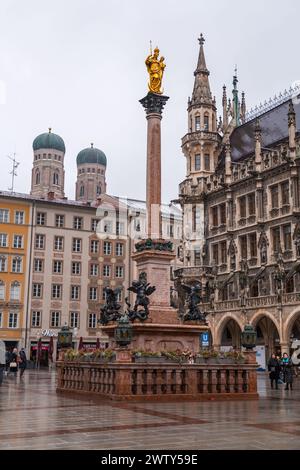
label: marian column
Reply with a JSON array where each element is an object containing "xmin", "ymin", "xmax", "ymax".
[{"xmin": 132, "ymin": 46, "xmax": 175, "ymax": 313}]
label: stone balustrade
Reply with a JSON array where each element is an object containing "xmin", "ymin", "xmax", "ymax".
[{"xmin": 56, "ymin": 355, "xmax": 258, "ymax": 401}]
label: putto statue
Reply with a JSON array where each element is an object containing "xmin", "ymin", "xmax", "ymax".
[
  {"xmin": 145, "ymin": 45, "xmax": 166, "ymax": 94},
  {"xmin": 125, "ymin": 272, "xmax": 156, "ymax": 322},
  {"xmin": 99, "ymin": 287, "xmax": 122, "ymax": 325},
  {"xmin": 180, "ymin": 283, "xmax": 208, "ymax": 324}
]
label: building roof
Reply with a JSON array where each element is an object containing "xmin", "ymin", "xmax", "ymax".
[
  {"xmin": 0, "ymin": 191, "xmax": 182, "ymax": 220},
  {"xmin": 229, "ymin": 97, "xmax": 300, "ymax": 162},
  {"xmin": 76, "ymin": 144, "xmax": 107, "ymax": 166},
  {"xmin": 33, "ymin": 129, "xmax": 65, "ymax": 153}
]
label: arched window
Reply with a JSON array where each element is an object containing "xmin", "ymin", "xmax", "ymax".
[
  {"xmin": 80, "ymin": 185, "xmax": 84, "ymax": 197},
  {"xmin": 35, "ymin": 170, "xmax": 40, "ymax": 185},
  {"xmin": 96, "ymin": 185, "xmax": 101, "ymax": 196},
  {"xmin": 10, "ymin": 281, "xmax": 20, "ymax": 301},
  {"xmin": 195, "ymin": 115, "xmax": 200, "ymax": 131},
  {"xmin": 53, "ymin": 172, "xmax": 59, "ymax": 185}
]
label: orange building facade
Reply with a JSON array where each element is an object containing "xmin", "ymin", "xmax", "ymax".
[{"xmin": 0, "ymin": 197, "xmax": 31, "ymax": 350}]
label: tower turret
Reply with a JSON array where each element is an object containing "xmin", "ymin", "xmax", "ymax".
[
  {"xmin": 30, "ymin": 128, "xmax": 65, "ymax": 199},
  {"xmin": 182, "ymin": 35, "xmax": 221, "ymax": 179},
  {"xmin": 75, "ymin": 143, "xmax": 107, "ymax": 203}
]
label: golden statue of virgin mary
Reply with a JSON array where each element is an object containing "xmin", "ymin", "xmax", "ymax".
[{"xmin": 145, "ymin": 46, "xmax": 166, "ymax": 94}]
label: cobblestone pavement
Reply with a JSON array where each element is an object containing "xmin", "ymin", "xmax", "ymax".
[{"xmin": 0, "ymin": 369, "xmax": 299, "ymax": 450}]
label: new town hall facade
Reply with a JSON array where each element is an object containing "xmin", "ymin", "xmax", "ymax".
[{"xmin": 174, "ymin": 35, "xmax": 300, "ymax": 359}]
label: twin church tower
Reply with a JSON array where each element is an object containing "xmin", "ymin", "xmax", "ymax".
[{"xmin": 30, "ymin": 128, "xmax": 107, "ymax": 203}]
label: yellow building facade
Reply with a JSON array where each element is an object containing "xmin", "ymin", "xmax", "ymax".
[{"xmin": 0, "ymin": 196, "xmax": 31, "ymax": 350}]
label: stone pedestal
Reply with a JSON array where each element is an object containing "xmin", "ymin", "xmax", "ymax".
[
  {"xmin": 102, "ymin": 322, "xmax": 207, "ymax": 354},
  {"xmin": 115, "ymin": 348, "xmax": 132, "ymax": 363},
  {"xmin": 132, "ymin": 244, "xmax": 174, "ymax": 308}
]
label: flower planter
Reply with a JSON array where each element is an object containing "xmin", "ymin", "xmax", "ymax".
[
  {"xmin": 195, "ymin": 357, "xmax": 206, "ymax": 364},
  {"xmin": 206, "ymin": 358, "xmax": 219, "ymax": 364}
]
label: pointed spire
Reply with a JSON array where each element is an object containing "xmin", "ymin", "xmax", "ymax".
[
  {"xmin": 241, "ymin": 92, "xmax": 246, "ymax": 124},
  {"xmin": 288, "ymin": 100, "xmax": 296, "ymax": 153},
  {"xmin": 255, "ymin": 118, "xmax": 262, "ymax": 171},
  {"xmin": 288, "ymin": 100, "xmax": 296, "ymax": 127},
  {"xmin": 191, "ymin": 34, "xmax": 212, "ymax": 106},
  {"xmin": 222, "ymin": 85, "xmax": 228, "ymax": 130},
  {"xmin": 232, "ymin": 66, "xmax": 240, "ymax": 126},
  {"xmin": 194, "ymin": 34, "xmax": 209, "ymax": 75}
]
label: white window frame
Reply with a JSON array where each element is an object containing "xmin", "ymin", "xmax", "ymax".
[
  {"xmin": 51, "ymin": 311, "xmax": 60, "ymax": 328},
  {"xmin": 0, "ymin": 209, "xmax": 9, "ymax": 223},
  {"xmin": 88, "ymin": 313, "xmax": 97, "ymax": 329},
  {"xmin": 90, "ymin": 264, "xmax": 99, "ymax": 276},
  {"xmin": 55, "ymin": 214, "xmax": 65, "ymax": 228},
  {"xmin": 52, "ymin": 284, "xmax": 62, "ymax": 299},
  {"xmin": 13, "ymin": 235, "xmax": 23, "ymax": 249},
  {"xmin": 8, "ymin": 312, "xmax": 18, "ymax": 328},
  {"xmin": 0, "ymin": 256, "xmax": 7, "ymax": 272},
  {"xmin": 72, "ymin": 262, "xmax": 81, "ymax": 275},
  {"xmin": 10, "ymin": 283, "xmax": 20, "ymax": 301},
  {"xmin": 31, "ymin": 311, "xmax": 41, "ymax": 327},
  {"xmin": 0, "ymin": 234, "xmax": 7, "ymax": 247},
  {"xmin": 103, "ymin": 241, "xmax": 112, "ymax": 256},
  {"xmin": 70, "ymin": 311, "xmax": 79, "ymax": 328},
  {"xmin": 72, "ymin": 238, "xmax": 82, "ymax": 253},
  {"xmin": 12, "ymin": 257, "xmax": 22, "ymax": 273},
  {"xmin": 53, "ymin": 260, "xmax": 63, "ymax": 274},
  {"xmin": 71, "ymin": 285, "xmax": 80, "ymax": 300},
  {"xmin": 34, "ymin": 258, "xmax": 43, "ymax": 272},
  {"xmin": 115, "ymin": 266, "xmax": 124, "ymax": 278},
  {"xmin": 35, "ymin": 234, "xmax": 45, "ymax": 250},
  {"xmin": 36, "ymin": 212, "xmax": 46, "ymax": 226},
  {"xmin": 73, "ymin": 217, "xmax": 83, "ymax": 230},
  {"xmin": 89, "ymin": 287, "xmax": 98, "ymax": 301},
  {"xmin": 90, "ymin": 240, "xmax": 99, "ymax": 254},
  {"xmin": 54, "ymin": 236, "xmax": 64, "ymax": 251},
  {"xmin": 33, "ymin": 283, "xmax": 42, "ymax": 298},
  {"xmin": 103, "ymin": 265, "xmax": 111, "ymax": 277},
  {"xmin": 116, "ymin": 243, "xmax": 124, "ymax": 256},
  {"xmin": 15, "ymin": 211, "xmax": 25, "ymax": 224}
]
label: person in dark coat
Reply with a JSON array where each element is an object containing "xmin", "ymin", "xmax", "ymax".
[
  {"xmin": 5, "ymin": 350, "xmax": 12, "ymax": 373},
  {"xmin": 281, "ymin": 352, "xmax": 293, "ymax": 390},
  {"xmin": 9, "ymin": 348, "xmax": 18, "ymax": 376},
  {"xmin": 267, "ymin": 353, "xmax": 281, "ymax": 389},
  {"xmin": 19, "ymin": 348, "xmax": 27, "ymax": 378}
]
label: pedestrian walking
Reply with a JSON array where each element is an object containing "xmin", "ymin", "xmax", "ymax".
[
  {"xmin": 0, "ymin": 340, "xmax": 5, "ymax": 385},
  {"xmin": 267, "ymin": 353, "xmax": 281, "ymax": 389},
  {"xmin": 9, "ymin": 348, "xmax": 18, "ymax": 377},
  {"xmin": 19, "ymin": 348, "xmax": 27, "ymax": 378},
  {"xmin": 281, "ymin": 352, "xmax": 293, "ymax": 390}
]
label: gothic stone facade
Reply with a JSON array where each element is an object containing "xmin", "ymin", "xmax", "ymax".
[{"xmin": 175, "ymin": 36, "xmax": 300, "ymax": 357}]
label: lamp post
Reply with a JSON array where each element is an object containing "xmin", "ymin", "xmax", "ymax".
[
  {"xmin": 57, "ymin": 324, "xmax": 73, "ymax": 360},
  {"xmin": 241, "ymin": 324, "xmax": 257, "ymax": 364},
  {"xmin": 114, "ymin": 313, "xmax": 133, "ymax": 363}
]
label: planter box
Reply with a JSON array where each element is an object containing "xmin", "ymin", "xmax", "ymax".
[{"xmin": 134, "ymin": 356, "xmax": 182, "ymax": 363}]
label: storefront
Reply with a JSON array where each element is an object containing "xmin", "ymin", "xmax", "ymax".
[{"xmin": 30, "ymin": 341, "xmax": 51, "ymax": 366}]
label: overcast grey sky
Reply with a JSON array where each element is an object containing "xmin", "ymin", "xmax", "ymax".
[{"xmin": 0, "ymin": 0, "xmax": 299, "ymax": 203}]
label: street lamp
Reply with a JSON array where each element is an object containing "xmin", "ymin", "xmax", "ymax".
[
  {"xmin": 57, "ymin": 324, "xmax": 73, "ymax": 351},
  {"xmin": 114, "ymin": 313, "xmax": 133, "ymax": 347},
  {"xmin": 241, "ymin": 324, "xmax": 257, "ymax": 350}
]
